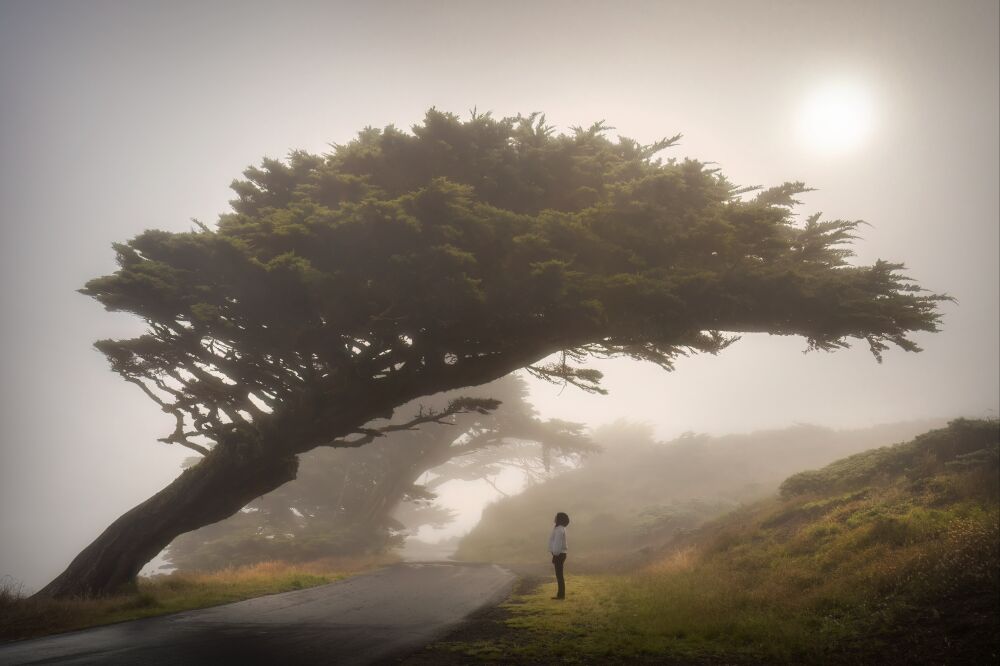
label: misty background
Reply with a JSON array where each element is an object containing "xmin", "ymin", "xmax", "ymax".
[{"xmin": 1, "ymin": 0, "xmax": 997, "ymax": 591}]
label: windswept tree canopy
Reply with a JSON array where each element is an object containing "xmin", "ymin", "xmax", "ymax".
[
  {"xmin": 43, "ymin": 109, "xmax": 948, "ymax": 599},
  {"xmin": 82, "ymin": 109, "xmax": 945, "ymax": 458}
]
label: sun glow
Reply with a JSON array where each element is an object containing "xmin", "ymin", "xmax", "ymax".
[{"xmin": 796, "ymin": 81, "xmax": 876, "ymax": 155}]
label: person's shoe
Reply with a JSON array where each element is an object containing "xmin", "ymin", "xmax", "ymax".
[{"xmin": 551, "ymin": 596, "xmax": 565, "ymax": 600}]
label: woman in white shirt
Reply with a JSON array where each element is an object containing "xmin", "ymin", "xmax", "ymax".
[{"xmin": 548, "ymin": 512, "xmax": 570, "ymax": 599}]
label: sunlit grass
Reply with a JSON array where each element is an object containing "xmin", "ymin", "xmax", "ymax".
[
  {"xmin": 0, "ymin": 554, "xmax": 396, "ymax": 642},
  {"xmin": 440, "ymin": 421, "xmax": 1000, "ymax": 662},
  {"xmin": 484, "ymin": 574, "xmax": 838, "ymax": 663},
  {"xmin": 466, "ymin": 499, "xmax": 998, "ymax": 663}
]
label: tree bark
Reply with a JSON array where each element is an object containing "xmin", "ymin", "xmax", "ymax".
[{"xmin": 35, "ymin": 444, "xmax": 299, "ymax": 598}]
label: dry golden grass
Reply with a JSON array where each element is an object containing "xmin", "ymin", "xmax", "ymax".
[
  {"xmin": 642, "ymin": 546, "xmax": 697, "ymax": 576},
  {"xmin": 0, "ymin": 554, "xmax": 397, "ymax": 643}
]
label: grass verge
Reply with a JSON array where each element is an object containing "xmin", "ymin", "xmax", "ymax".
[
  {"xmin": 424, "ymin": 552, "xmax": 997, "ymax": 665},
  {"xmin": 422, "ymin": 574, "xmax": 760, "ymax": 665},
  {"xmin": 0, "ymin": 554, "xmax": 395, "ymax": 643}
]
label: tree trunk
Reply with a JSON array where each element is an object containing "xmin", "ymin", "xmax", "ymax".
[
  {"xmin": 36, "ymin": 341, "xmax": 567, "ymax": 598},
  {"xmin": 35, "ymin": 444, "xmax": 299, "ymax": 598}
]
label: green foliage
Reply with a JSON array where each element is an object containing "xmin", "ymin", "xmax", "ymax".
[{"xmin": 81, "ymin": 109, "xmax": 946, "ymax": 460}]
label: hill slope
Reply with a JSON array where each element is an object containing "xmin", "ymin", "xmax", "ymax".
[
  {"xmin": 456, "ymin": 419, "xmax": 946, "ymax": 568},
  {"xmin": 442, "ymin": 419, "xmax": 998, "ymax": 664}
]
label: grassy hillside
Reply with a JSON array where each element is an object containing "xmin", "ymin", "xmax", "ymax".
[
  {"xmin": 455, "ymin": 419, "xmax": 945, "ymax": 569},
  {"xmin": 438, "ymin": 419, "xmax": 998, "ymax": 664}
]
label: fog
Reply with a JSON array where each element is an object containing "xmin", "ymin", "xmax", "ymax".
[{"xmin": 1, "ymin": 0, "xmax": 997, "ymax": 592}]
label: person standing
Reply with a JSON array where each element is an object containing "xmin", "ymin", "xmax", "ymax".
[{"xmin": 549, "ymin": 512, "xmax": 570, "ymax": 599}]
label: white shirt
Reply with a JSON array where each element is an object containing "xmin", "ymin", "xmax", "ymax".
[{"xmin": 548, "ymin": 524, "xmax": 567, "ymax": 556}]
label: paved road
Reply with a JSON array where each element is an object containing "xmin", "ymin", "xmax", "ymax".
[{"xmin": 0, "ymin": 562, "xmax": 515, "ymax": 665}]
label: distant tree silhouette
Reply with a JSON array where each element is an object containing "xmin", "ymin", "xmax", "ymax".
[
  {"xmin": 38, "ymin": 109, "xmax": 946, "ymax": 597},
  {"xmin": 166, "ymin": 375, "xmax": 592, "ymax": 570}
]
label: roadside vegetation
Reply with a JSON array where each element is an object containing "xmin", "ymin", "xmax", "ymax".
[
  {"xmin": 442, "ymin": 419, "xmax": 999, "ymax": 663},
  {"xmin": 0, "ymin": 554, "xmax": 395, "ymax": 643}
]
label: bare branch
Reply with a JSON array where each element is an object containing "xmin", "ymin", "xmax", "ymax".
[
  {"xmin": 320, "ymin": 397, "xmax": 501, "ymax": 449},
  {"xmin": 481, "ymin": 475, "xmax": 510, "ymax": 498},
  {"xmin": 123, "ymin": 377, "xmax": 170, "ymax": 409},
  {"xmin": 156, "ymin": 411, "xmax": 211, "ymax": 456}
]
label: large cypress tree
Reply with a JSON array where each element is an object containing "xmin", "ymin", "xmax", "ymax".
[{"xmin": 39, "ymin": 110, "xmax": 945, "ymax": 597}]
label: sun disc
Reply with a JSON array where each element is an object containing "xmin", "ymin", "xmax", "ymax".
[{"xmin": 796, "ymin": 82, "xmax": 875, "ymax": 155}]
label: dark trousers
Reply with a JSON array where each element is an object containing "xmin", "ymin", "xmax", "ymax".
[{"xmin": 552, "ymin": 553, "xmax": 566, "ymax": 598}]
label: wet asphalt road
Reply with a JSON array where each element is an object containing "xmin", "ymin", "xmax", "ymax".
[{"xmin": 0, "ymin": 562, "xmax": 515, "ymax": 665}]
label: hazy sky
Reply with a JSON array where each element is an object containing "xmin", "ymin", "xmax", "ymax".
[{"xmin": 1, "ymin": 0, "xmax": 997, "ymax": 590}]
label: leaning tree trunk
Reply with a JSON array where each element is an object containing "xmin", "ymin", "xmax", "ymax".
[
  {"xmin": 34, "ymin": 343, "xmax": 562, "ymax": 598},
  {"xmin": 35, "ymin": 443, "xmax": 299, "ymax": 598}
]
